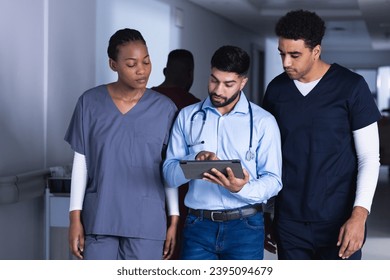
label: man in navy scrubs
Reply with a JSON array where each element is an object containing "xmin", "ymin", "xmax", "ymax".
[{"xmin": 263, "ymin": 10, "xmax": 381, "ymax": 260}]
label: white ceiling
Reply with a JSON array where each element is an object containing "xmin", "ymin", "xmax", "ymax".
[{"xmin": 185, "ymin": 0, "xmax": 390, "ymax": 51}]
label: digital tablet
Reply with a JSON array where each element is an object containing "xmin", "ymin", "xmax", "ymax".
[{"xmin": 179, "ymin": 159, "xmax": 244, "ymax": 179}]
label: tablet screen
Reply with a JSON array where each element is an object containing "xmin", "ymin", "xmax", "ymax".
[{"xmin": 179, "ymin": 159, "xmax": 244, "ymax": 179}]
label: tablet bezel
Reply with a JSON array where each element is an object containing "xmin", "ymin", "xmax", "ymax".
[{"xmin": 179, "ymin": 159, "xmax": 244, "ymax": 179}]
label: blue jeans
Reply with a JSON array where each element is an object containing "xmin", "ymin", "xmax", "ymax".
[{"xmin": 181, "ymin": 212, "xmax": 264, "ymax": 260}]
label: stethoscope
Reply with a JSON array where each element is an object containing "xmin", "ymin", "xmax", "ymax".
[{"xmin": 188, "ymin": 98, "xmax": 255, "ymax": 161}]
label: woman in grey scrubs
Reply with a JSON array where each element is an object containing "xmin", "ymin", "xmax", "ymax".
[{"xmin": 65, "ymin": 28, "xmax": 179, "ymax": 260}]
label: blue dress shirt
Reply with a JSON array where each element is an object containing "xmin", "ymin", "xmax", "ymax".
[{"xmin": 163, "ymin": 92, "xmax": 282, "ymax": 210}]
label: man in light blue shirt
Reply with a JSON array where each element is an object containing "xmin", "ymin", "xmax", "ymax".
[{"xmin": 163, "ymin": 45, "xmax": 282, "ymax": 260}]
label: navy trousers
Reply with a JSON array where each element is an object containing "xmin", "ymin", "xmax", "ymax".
[{"xmin": 275, "ymin": 219, "xmax": 365, "ymax": 260}]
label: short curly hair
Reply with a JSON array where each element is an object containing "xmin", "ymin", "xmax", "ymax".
[{"xmin": 275, "ymin": 9, "xmax": 326, "ymax": 49}]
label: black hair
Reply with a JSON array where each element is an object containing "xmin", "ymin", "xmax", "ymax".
[
  {"xmin": 107, "ymin": 28, "xmax": 146, "ymax": 61},
  {"xmin": 275, "ymin": 9, "xmax": 326, "ymax": 49},
  {"xmin": 211, "ymin": 45, "xmax": 250, "ymax": 76},
  {"xmin": 166, "ymin": 49, "xmax": 194, "ymax": 70}
]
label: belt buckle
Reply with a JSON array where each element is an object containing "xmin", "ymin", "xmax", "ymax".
[{"xmin": 210, "ymin": 211, "xmax": 223, "ymax": 222}]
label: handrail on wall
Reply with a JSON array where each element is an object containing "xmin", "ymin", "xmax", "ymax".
[{"xmin": 0, "ymin": 169, "xmax": 51, "ymax": 205}]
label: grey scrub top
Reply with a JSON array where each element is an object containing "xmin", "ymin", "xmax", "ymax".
[{"xmin": 65, "ymin": 85, "xmax": 177, "ymax": 240}]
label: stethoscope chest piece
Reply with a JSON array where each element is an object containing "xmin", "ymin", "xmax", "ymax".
[{"xmin": 245, "ymin": 149, "xmax": 255, "ymax": 161}]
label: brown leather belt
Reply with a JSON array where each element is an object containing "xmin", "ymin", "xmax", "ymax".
[{"xmin": 188, "ymin": 204, "xmax": 262, "ymax": 222}]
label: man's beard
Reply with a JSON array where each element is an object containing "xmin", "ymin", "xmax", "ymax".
[{"xmin": 210, "ymin": 90, "xmax": 240, "ymax": 108}]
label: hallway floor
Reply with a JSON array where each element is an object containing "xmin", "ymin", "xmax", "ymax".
[{"xmin": 363, "ymin": 166, "xmax": 390, "ymax": 259}]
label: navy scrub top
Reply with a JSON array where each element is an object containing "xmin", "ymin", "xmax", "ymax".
[
  {"xmin": 65, "ymin": 85, "xmax": 177, "ymax": 240},
  {"xmin": 263, "ymin": 64, "xmax": 382, "ymax": 222}
]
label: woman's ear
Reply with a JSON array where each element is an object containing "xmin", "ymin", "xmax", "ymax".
[{"xmin": 109, "ymin": 58, "xmax": 117, "ymax": 72}]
